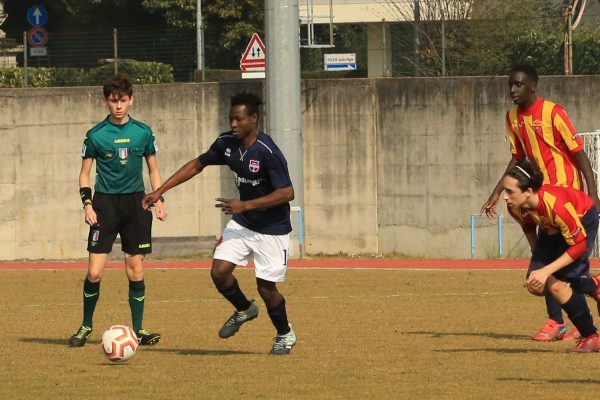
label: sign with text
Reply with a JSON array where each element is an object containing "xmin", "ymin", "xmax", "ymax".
[
  {"xmin": 324, "ymin": 53, "xmax": 357, "ymax": 71},
  {"xmin": 30, "ymin": 47, "xmax": 48, "ymax": 57}
]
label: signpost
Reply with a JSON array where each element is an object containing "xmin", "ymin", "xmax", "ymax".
[
  {"xmin": 324, "ymin": 53, "xmax": 357, "ymax": 71},
  {"xmin": 27, "ymin": 26, "xmax": 48, "ymax": 47},
  {"xmin": 26, "ymin": 5, "xmax": 48, "ymax": 27},
  {"xmin": 26, "ymin": 5, "xmax": 48, "ymax": 58},
  {"xmin": 240, "ymin": 33, "xmax": 266, "ymax": 79}
]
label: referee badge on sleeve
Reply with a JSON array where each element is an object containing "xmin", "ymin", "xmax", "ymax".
[{"xmin": 81, "ymin": 144, "xmax": 87, "ymax": 157}]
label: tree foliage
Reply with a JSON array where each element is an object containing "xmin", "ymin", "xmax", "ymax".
[{"xmin": 388, "ymin": 0, "xmax": 567, "ymax": 76}]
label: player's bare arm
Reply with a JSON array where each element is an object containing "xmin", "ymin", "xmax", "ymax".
[
  {"xmin": 216, "ymin": 186, "xmax": 294, "ymax": 215},
  {"xmin": 573, "ymin": 150, "xmax": 600, "ymax": 210},
  {"xmin": 142, "ymin": 158, "xmax": 205, "ymax": 210},
  {"xmin": 79, "ymin": 157, "xmax": 98, "ymax": 226},
  {"xmin": 145, "ymin": 154, "xmax": 167, "ymax": 221},
  {"xmin": 481, "ymin": 158, "xmax": 519, "ymax": 219}
]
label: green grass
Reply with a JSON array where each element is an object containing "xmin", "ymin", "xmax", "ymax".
[{"xmin": 0, "ymin": 267, "xmax": 597, "ymax": 399}]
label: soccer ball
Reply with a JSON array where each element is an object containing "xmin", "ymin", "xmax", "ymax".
[{"xmin": 101, "ymin": 325, "xmax": 139, "ymax": 363}]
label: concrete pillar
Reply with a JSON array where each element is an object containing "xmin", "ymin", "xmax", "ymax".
[
  {"xmin": 264, "ymin": 0, "xmax": 305, "ymax": 255},
  {"xmin": 367, "ymin": 22, "xmax": 392, "ymax": 78}
]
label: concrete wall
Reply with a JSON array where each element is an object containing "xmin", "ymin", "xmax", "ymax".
[{"xmin": 2, "ymin": 76, "xmax": 600, "ymax": 261}]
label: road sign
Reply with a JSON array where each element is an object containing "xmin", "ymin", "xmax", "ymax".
[
  {"xmin": 324, "ymin": 53, "xmax": 357, "ymax": 71},
  {"xmin": 26, "ymin": 5, "xmax": 48, "ymax": 27},
  {"xmin": 240, "ymin": 33, "xmax": 266, "ymax": 72},
  {"xmin": 27, "ymin": 26, "xmax": 48, "ymax": 48},
  {"xmin": 30, "ymin": 47, "xmax": 47, "ymax": 57}
]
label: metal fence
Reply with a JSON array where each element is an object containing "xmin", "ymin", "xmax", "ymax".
[{"xmin": 0, "ymin": 14, "xmax": 595, "ymax": 87}]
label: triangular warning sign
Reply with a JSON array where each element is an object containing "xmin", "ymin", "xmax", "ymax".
[{"xmin": 240, "ymin": 33, "xmax": 266, "ymax": 71}]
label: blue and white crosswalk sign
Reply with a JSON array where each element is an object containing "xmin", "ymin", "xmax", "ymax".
[
  {"xmin": 324, "ymin": 53, "xmax": 357, "ymax": 71},
  {"xmin": 26, "ymin": 6, "xmax": 48, "ymax": 27}
]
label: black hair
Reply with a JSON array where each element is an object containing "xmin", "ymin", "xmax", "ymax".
[
  {"xmin": 103, "ymin": 74, "xmax": 133, "ymax": 99},
  {"xmin": 510, "ymin": 64, "xmax": 538, "ymax": 84},
  {"xmin": 506, "ymin": 159, "xmax": 544, "ymax": 192},
  {"xmin": 230, "ymin": 92, "xmax": 263, "ymax": 117}
]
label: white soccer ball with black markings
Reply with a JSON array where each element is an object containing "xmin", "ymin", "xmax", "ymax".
[{"xmin": 101, "ymin": 325, "xmax": 139, "ymax": 363}]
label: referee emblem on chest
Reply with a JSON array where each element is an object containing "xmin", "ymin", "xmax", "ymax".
[
  {"xmin": 119, "ymin": 148, "xmax": 129, "ymax": 159},
  {"xmin": 249, "ymin": 159, "xmax": 260, "ymax": 173},
  {"xmin": 118, "ymin": 148, "xmax": 129, "ymax": 165}
]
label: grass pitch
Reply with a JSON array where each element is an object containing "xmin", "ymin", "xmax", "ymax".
[{"xmin": 1, "ymin": 266, "xmax": 599, "ymax": 399}]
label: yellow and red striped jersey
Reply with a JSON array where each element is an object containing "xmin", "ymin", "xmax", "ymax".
[
  {"xmin": 506, "ymin": 98, "xmax": 583, "ymax": 189},
  {"xmin": 508, "ymin": 185, "xmax": 594, "ymax": 259}
]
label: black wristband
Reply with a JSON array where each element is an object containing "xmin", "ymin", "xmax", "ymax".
[{"xmin": 79, "ymin": 187, "xmax": 92, "ymax": 203}]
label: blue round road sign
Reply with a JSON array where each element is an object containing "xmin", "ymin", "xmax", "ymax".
[
  {"xmin": 28, "ymin": 26, "xmax": 48, "ymax": 48},
  {"xmin": 26, "ymin": 5, "xmax": 48, "ymax": 26}
]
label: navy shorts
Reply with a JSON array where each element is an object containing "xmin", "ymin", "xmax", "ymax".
[
  {"xmin": 87, "ymin": 192, "xmax": 153, "ymax": 255},
  {"xmin": 527, "ymin": 208, "xmax": 598, "ymax": 282}
]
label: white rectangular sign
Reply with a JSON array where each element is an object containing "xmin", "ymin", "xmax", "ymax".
[
  {"xmin": 30, "ymin": 47, "xmax": 47, "ymax": 56},
  {"xmin": 324, "ymin": 53, "xmax": 357, "ymax": 71}
]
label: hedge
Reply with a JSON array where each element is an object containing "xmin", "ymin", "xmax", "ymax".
[{"xmin": 0, "ymin": 61, "xmax": 174, "ymax": 88}]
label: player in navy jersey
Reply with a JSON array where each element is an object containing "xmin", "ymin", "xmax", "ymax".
[{"xmin": 142, "ymin": 92, "xmax": 297, "ymax": 355}]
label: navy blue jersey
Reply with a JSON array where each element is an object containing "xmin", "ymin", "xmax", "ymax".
[{"xmin": 198, "ymin": 131, "xmax": 293, "ymax": 235}]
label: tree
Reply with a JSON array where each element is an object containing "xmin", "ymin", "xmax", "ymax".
[
  {"xmin": 384, "ymin": 0, "xmax": 563, "ymax": 76},
  {"xmin": 3, "ymin": 0, "xmax": 164, "ymax": 33}
]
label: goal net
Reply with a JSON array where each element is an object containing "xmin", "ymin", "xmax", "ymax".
[{"xmin": 579, "ymin": 130, "xmax": 600, "ymax": 257}]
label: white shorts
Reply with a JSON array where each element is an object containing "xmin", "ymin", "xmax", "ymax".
[{"xmin": 213, "ymin": 219, "xmax": 290, "ymax": 283}]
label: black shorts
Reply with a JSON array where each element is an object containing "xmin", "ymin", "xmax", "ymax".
[
  {"xmin": 527, "ymin": 208, "xmax": 599, "ymax": 283},
  {"xmin": 87, "ymin": 192, "xmax": 152, "ymax": 255}
]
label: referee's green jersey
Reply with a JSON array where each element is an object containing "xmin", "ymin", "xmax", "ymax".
[{"xmin": 82, "ymin": 116, "xmax": 157, "ymax": 194}]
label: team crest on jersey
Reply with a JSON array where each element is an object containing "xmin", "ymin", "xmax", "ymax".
[
  {"xmin": 119, "ymin": 148, "xmax": 128, "ymax": 159},
  {"xmin": 249, "ymin": 159, "xmax": 260, "ymax": 173},
  {"xmin": 532, "ymin": 119, "xmax": 542, "ymax": 132}
]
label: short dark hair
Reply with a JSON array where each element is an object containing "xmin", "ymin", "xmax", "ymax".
[
  {"xmin": 103, "ymin": 74, "xmax": 133, "ymax": 99},
  {"xmin": 230, "ymin": 92, "xmax": 263, "ymax": 117},
  {"xmin": 506, "ymin": 159, "xmax": 544, "ymax": 191},
  {"xmin": 510, "ymin": 64, "xmax": 538, "ymax": 84}
]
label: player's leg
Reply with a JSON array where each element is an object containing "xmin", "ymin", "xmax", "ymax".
[
  {"xmin": 121, "ymin": 192, "xmax": 159, "ymax": 346},
  {"xmin": 529, "ymin": 233, "xmax": 570, "ymax": 341},
  {"xmin": 572, "ymin": 210, "xmax": 600, "ymax": 304},
  {"xmin": 252, "ymin": 232, "xmax": 296, "ymax": 355},
  {"xmin": 69, "ymin": 193, "xmax": 118, "ymax": 347},
  {"xmin": 212, "ymin": 220, "xmax": 257, "ymax": 339},
  {"xmin": 69, "ymin": 252, "xmax": 108, "ymax": 347},
  {"xmin": 547, "ymin": 277, "xmax": 600, "ymax": 353}
]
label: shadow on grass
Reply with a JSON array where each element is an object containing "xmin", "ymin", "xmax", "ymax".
[
  {"xmin": 19, "ymin": 338, "xmax": 259, "ymax": 355},
  {"xmin": 20, "ymin": 337, "xmax": 101, "ymax": 346},
  {"xmin": 405, "ymin": 331, "xmax": 529, "ymax": 340},
  {"xmin": 434, "ymin": 348, "xmax": 554, "ymax": 354},
  {"xmin": 144, "ymin": 347, "xmax": 259, "ymax": 356},
  {"xmin": 499, "ymin": 377, "xmax": 600, "ymax": 384}
]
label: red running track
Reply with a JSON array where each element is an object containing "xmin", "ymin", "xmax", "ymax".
[
  {"xmin": 1, "ymin": 258, "xmax": 599, "ymax": 270},
  {"xmin": 0, "ymin": 258, "xmax": 560, "ymax": 270}
]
